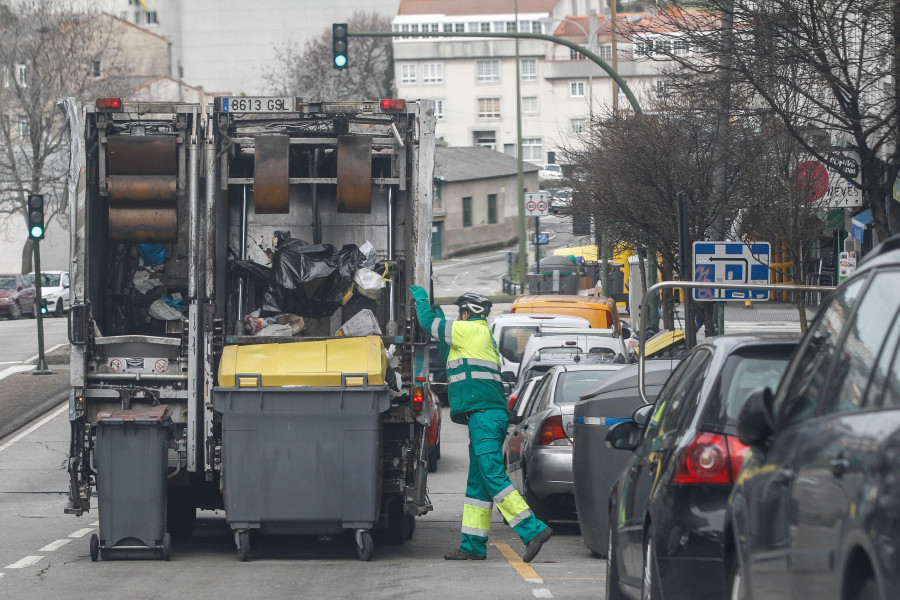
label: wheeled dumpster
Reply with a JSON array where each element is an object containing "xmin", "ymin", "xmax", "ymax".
[
  {"xmin": 91, "ymin": 405, "xmax": 173, "ymax": 561},
  {"xmin": 572, "ymin": 361, "xmax": 678, "ymax": 557},
  {"xmin": 212, "ymin": 372, "xmax": 391, "ymax": 561}
]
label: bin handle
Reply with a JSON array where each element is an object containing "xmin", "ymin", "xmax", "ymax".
[
  {"xmin": 234, "ymin": 373, "xmax": 262, "ymax": 388},
  {"xmin": 341, "ymin": 373, "xmax": 369, "ymax": 388}
]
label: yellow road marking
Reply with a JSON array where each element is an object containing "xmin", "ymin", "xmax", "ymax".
[
  {"xmin": 544, "ymin": 577, "xmax": 606, "ymax": 581},
  {"xmin": 493, "ymin": 540, "xmax": 543, "ymax": 583}
]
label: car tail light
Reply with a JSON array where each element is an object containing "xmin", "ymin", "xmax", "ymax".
[
  {"xmin": 673, "ymin": 432, "xmax": 747, "ymax": 485},
  {"xmin": 380, "ymin": 99, "xmax": 406, "ymax": 110},
  {"xmin": 507, "ymin": 393, "xmax": 518, "ymax": 411},
  {"xmin": 95, "ymin": 97, "xmax": 122, "ymax": 110},
  {"xmin": 538, "ymin": 415, "xmax": 571, "ymax": 446}
]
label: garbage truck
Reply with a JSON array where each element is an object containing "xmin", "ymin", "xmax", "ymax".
[{"xmin": 61, "ymin": 96, "xmax": 437, "ymax": 561}]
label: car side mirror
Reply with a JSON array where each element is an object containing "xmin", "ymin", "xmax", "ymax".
[
  {"xmin": 502, "ymin": 371, "xmax": 517, "ymax": 383},
  {"xmin": 503, "ymin": 382, "xmax": 513, "ymax": 396},
  {"xmin": 63, "ymin": 282, "xmax": 70, "ymax": 289},
  {"xmin": 606, "ymin": 421, "xmax": 641, "ymax": 451},
  {"xmin": 632, "ymin": 403, "xmax": 654, "ymax": 427},
  {"xmin": 737, "ymin": 387, "xmax": 775, "ymax": 447}
]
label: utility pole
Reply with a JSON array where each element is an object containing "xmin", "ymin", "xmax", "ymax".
[{"xmin": 515, "ymin": 0, "xmax": 527, "ymax": 291}]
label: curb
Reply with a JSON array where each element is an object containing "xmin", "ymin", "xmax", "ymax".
[{"xmin": 0, "ymin": 387, "xmax": 69, "ymax": 442}]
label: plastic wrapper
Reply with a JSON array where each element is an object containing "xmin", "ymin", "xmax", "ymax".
[
  {"xmin": 353, "ymin": 267, "xmax": 386, "ymax": 300},
  {"xmin": 260, "ymin": 239, "xmax": 364, "ymax": 318},
  {"xmin": 359, "ymin": 240, "xmax": 377, "ymax": 270},
  {"xmin": 256, "ymin": 323, "xmax": 293, "ymax": 337},
  {"xmin": 137, "ymin": 244, "xmax": 166, "ymax": 267},
  {"xmin": 132, "ymin": 269, "xmax": 161, "ymax": 295},
  {"xmin": 335, "ymin": 309, "xmax": 381, "ymax": 337},
  {"xmin": 149, "ymin": 298, "xmax": 183, "ymax": 321}
]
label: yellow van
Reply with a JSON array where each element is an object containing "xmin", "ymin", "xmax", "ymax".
[{"xmin": 510, "ymin": 294, "xmax": 621, "ymax": 334}]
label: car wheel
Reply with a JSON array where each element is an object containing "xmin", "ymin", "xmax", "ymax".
[
  {"xmin": 851, "ymin": 577, "xmax": 879, "ymax": 600},
  {"xmin": 642, "ymin": 532, "xmax": 662, "ymax": 600},
  {"xmin": 10, "ymin": 302, "xmax": 21, "ymax": 320},
  {"xmin": 606, "ymin": 523, "xmax": 627, "ymax": 600},
  {"xmin": 55, "ymin": 298, "xmax": 64, "ymax": 317}
]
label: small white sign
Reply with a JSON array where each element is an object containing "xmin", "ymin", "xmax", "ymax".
[{"xmin": 525, "ymin": 192, "xmax": 550, "ymax": 216}]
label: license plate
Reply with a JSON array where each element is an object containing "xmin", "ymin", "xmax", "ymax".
[{"xmin": 218, "ymin": 97, "xmax": 295, "ymax": 113}]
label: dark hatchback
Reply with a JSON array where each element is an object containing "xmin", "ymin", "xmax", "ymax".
[
  {"xmin": 606, "ymin": 334, "xmax": 799, "ymax": 600},
  {"xmin": 728, "ymin": 235, "xmax": 900, "ymax": 600}
]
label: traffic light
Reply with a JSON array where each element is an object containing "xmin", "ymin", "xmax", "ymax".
[
  {"xmin": 27, "ymin": 194, "xmax": 44, "ymax": 239},
  {"xmin": 39, "ymin": 298, "xmax": 48, "ymax": 315},
  {"xmin": 333, "ymin": 23, "xmax": 348, "ymax": 70}
]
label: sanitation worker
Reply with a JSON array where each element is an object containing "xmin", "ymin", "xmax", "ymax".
[{"xmin": 409, "ymin": 286, "xmax": 553, "ymax": 562}]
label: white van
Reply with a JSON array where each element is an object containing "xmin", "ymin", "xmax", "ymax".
[
  {"xmin": 490, "ymin": 313, "xmax": 589, "ymax": 379},
  {"xmin": 26, "ymin": 270, "xmax": 70, "ymax": 316},
  {"xmin": 517, "ymin": 328, "xmax": 631, "ymax": 379}
]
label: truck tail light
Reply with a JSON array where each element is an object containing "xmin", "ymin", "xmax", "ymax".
[
  {"xmin": 538, "ymin": 415, "xmax": 571, "ymax": 446},
  {"xmin": 380, "ymin": 99, "xmax": 406, "ymax": 111},
  {"xmin": 412, "ymin": 386, "xmax": 424, "ymax": 412},
  {"xmin": 95, "ymin": 98, "xmax": 122, "ymax": 110},
  {"xmin": 673, "ymin": 432, "xmax": 748, "ymax": 485}
]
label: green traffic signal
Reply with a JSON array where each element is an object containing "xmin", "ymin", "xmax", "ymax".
[
  {"xmin": 333, "ymin": 23, "xmax": 348, "ymax": 70},
  {"xmin": 27, "ymin": 194, "xmax": 44, "ymax": 240}
]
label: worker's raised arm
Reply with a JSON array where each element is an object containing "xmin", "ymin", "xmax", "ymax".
[{"xmin": 409, "ymin": 285, "xmax": 454, "ymax": 346}]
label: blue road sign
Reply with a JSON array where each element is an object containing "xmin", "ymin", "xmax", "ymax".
[
  {"xmin": 693, "ymin": 241, "xmax": 771, "ymax": 301},
  {"xmin": 533, "ymin": 233, "xmax": 549, "ymax": 245}
]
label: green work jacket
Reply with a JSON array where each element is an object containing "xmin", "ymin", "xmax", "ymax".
[{"xmin": 414, "ymin": 301, "xmax": 506, "ymax": 424}]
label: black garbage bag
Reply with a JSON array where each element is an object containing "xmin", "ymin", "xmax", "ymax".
[{"xmin": 260, "ymin": 239, "xmax": 365, "ymax": 318}]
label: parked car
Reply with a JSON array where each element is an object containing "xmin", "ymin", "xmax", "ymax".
[
  {"xmin": 503, "ymin": 374, "xmax": 546, "ymax": 465},
  {"xmin": 728, "ymin": 235, "xmax": 900, "ymax": 600},
  {"xmin": 549, "ymin": 188, "xmax": 573, "ymax": 214},
  {"xmin": 0, "ymin": 273, "xmax": 37, "ymax": 319},
  {"xmin": 517, "ymin": 328, "xmax": 631, "ymax": 378},
  {"xmin": 572, "ymin": 360, "xmax": 680, "ymax": 557},
  {"xmin": 605, "ymin": 333, "xmax": 799, "ymax": 600},
  {"xmin": 491, "ymin": 313, "xmax": 590, "ymax": 380},
  {"xmin": 512, "ymin": 293, "xmax": 622, "ymax": 333},
  {"xmin": 506, "ymin": 362, "xmax": 626, "ymax": 521},
  {"xmin": 507, "ymin": 348, "xmax": 589, "ymax": 404},
  {"xmin": 539, "ymin": 163, "xmax": 564, "ymax": 183},
  {"xmin": 26, "ymin": 270, "xmax": 70, "ymax": 316}
]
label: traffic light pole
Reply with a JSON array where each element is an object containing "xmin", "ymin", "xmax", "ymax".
[{"xmin": 32, "ymin": 239, "xmax": 52, "ymax": 375}]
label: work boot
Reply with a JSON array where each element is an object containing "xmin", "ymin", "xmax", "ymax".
[
  {"xmin": 444, "ymin": 549, "xmax": 486, "ymax": 561},
  {"xmin": 522, "ymin": 527, "xmax": 553, "ymax": 563}
]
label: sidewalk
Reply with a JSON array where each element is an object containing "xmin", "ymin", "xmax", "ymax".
[{"xmin": 0, "ymin": 347, "xmax": 69, "ymax": 441}]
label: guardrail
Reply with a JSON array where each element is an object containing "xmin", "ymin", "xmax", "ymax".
[{"xmin": 637, "ymin": 281, "xmax": 835, "ymax": 404}]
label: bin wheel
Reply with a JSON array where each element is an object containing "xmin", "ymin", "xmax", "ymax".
[
  {"xmin": 236, "ymin": 530, "xmax": 249, "ymax": 562},
  {"xmin": 89, "ymin": 534, "xmax": 99, "ymax": 562},
  {"xmin": 356, "ymin": 530, "xmax": 373, "ymax": 561},
  {"xmin": 162, "ymin": 533, "xmax": 172, "ymax": 561}
]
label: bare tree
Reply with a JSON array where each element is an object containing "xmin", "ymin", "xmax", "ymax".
[
  {"xmin": 631, "ymin": 0, "xmax": 900, "ymax": 242},
  {"xmin": 263, "ymin": 11, "xmax": 394, "ymax": 101},
  {"xmin": 0, "ymin": 1, "xmax": 123, "ymax": 272}
]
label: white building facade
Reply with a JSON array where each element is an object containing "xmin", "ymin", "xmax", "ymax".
[{"xmin": 392, "ymin": 0, "xmax": 667, "ymax": 168}]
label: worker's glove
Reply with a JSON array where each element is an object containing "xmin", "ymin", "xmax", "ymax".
[{"xmin": 409, "ymin": 285, "xmax": 429, "ymax": 305}]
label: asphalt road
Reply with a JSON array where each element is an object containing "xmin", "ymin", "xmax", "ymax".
[
  {"xmin": 0, "ymin": 315, "xmax": 68, "ymax": 366},
  {"xmin": 0, "ymin": 404, "xmax": 608, "ymax": 599}
]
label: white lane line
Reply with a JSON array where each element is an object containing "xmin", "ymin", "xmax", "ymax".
[
  {"xmin": 24, "ymin": 343, "xmax": 66, "ymax": 365},
  {"xmin": 69, "ymin": 528, "xmax": 94, "ymax": 539},
  {"xmin": 39, "ymin": 539, "xmax": 72, "ymax": 552},
  {"xmin": 532, "ymin": 590, "xmax": 553, "ymax": 598},
  {"xmin": 0, "ymin": 365, "xmax": 34, "ymax": 382},
  {"xmin": 5, "ymin": 556, "xmax": 43, "ymax": 569},
  {"xmin": 0, "ymin": 403, "xmax": 68, "ymax": 453},
  {"xmin": 90, "ymin": 521, "xmax": 99, "ymax": 526},
  {"xmin": 0, "ymin": 361, "xmax": 20, "ymax": 365}
]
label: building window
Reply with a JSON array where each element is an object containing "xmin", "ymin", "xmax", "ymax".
[
  {"xmin": 422, "ymin": 62, "xmax": 443, "ymax": 84},
  {"xmin": 521, "ymin": 96, "xmax": 538, "ymax": 114},
  {"xmin": 493, "ymin": 21, "xmax": 506, "ymax": 32},
  {"xmin": 488, "ymin": 194, "xmax": 498, "ymax": 224},
  {"xmin": 522, "ymin": 138, "xmax": 542, "ymax": 162},
  {"xmin": 473, "ymin": 131, "xmax": 496, "ymax": 149},
  {"xmin": 455, "ymin": 23, "xmax": 465, "ymax": 32},
  {"xmin": 570, "ymin": 81, "xmax": 586, "ymax": 97},
  {"xmin": 480, "ymin": 22, "xmax": 490, "ymax": 32},
  {"xmin": 146, "ymin": 11, "xmax": 158, "ymax": 24},
  {"xmin": 443, "ymin": 23, "xmax": 453, "ymax": 32},
  {"xmin": 635, "ymin": 40, "xmax": 649, "ymax": 56},
  {"xmin": 19, "ymin": 115, "xmax": 28, "ymax": 137},
  {"xmin": 673, "ymin": 39, "xmax": 690, "ymax": 56},
  {"xmin": 476, "ymin": 60, "xmax": 500, "ymax": 82},
  {"xmin": 521, "ymin": 59, "xmax": 537, "ymax": 81},
  {"xmin": 410, "ymin": 24, "xmax": 420, "ymax": 33},
  {"xmin": 92, "ymin": 60, "xmax": 102, "ymax": 78},
  {"xmin": 434, "ymin": 99, "xmax": 444, "ymax": 120},
  {"xmin": 477, "ymin": 97, "xmax": 501, "ymax": 119},
  {"xmin": 655, "ymin": 79, "xmax": 670, "ymax": 94},
  {"xmin": 16, "ymin": 63, "xmax": 26, "ymax": 86},
  {"xmin": 506, "ymin": 21, "xmax": 516, "ymax": 32},
  {"xmin": 571, "ymin": 118, "xmax": 587, "ymax": 134},
  {"xmin": 134, "ymin": 10, "xmax": 144, "ymax": 24},
  {"xmin": 598, "ymin": 44, "xmax": 612, "ymax": 60},
  {"xmin": 430, "ymin": 23, "xmax": 440, "ymax": 32},
  {"xmin": 654, "ymin": 40, "xmax": 672, "ymax": 54},
  {"xmin": 462, "ymin": 197, "xmax": 472, "ymax": 227},
  {"xmin": 570, "ymin": 47, "xmax": 586, "ymax": 60},
  {"xmin": 400, "ymin": 63, "xmax": 417, "ymax": 84}
]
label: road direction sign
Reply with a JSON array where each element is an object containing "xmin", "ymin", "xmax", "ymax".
[
  {"xmin": 533, "ymin": 233, "xmax": 549, "ymax": 245},
  {"xmin": 693, "ymin": 241, "xmax": 771, "ymax": 301},
  {"xmin": 525, "ymin": 192, "xmax": 550, "ymax": 216}
]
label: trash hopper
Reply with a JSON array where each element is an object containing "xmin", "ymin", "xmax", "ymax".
[{"xmin": 92, "ymin": 405, "xmax": 173, "ymax": 561}]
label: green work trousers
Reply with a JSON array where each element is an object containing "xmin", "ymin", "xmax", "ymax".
[{"xmin": 459, "ymin": 408, "xmax": 548, "ymax": 557}]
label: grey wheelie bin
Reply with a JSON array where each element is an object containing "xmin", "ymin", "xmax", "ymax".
[
  {"xmin": 572, "ymin": 361, "xmax": 678, "ymax": 557},
  {"xmin": 91, "ymin": 405, "xmax": 173, "ymax": 561},
  {"xmin": 212, "ymin": 373, "xmax": 391, "ymax": 561}
]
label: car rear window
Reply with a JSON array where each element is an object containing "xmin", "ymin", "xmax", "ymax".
[
  {"xmin": 554, "ymin": 370, "xmax": 618, "ymax": 404},
  {"xmin": 499, "ymin": 326, "xmax": 540, "ymax": 362},
  {"xmin": 702, "ymin": 348, "xmax": 794, "ymax": 431}
]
